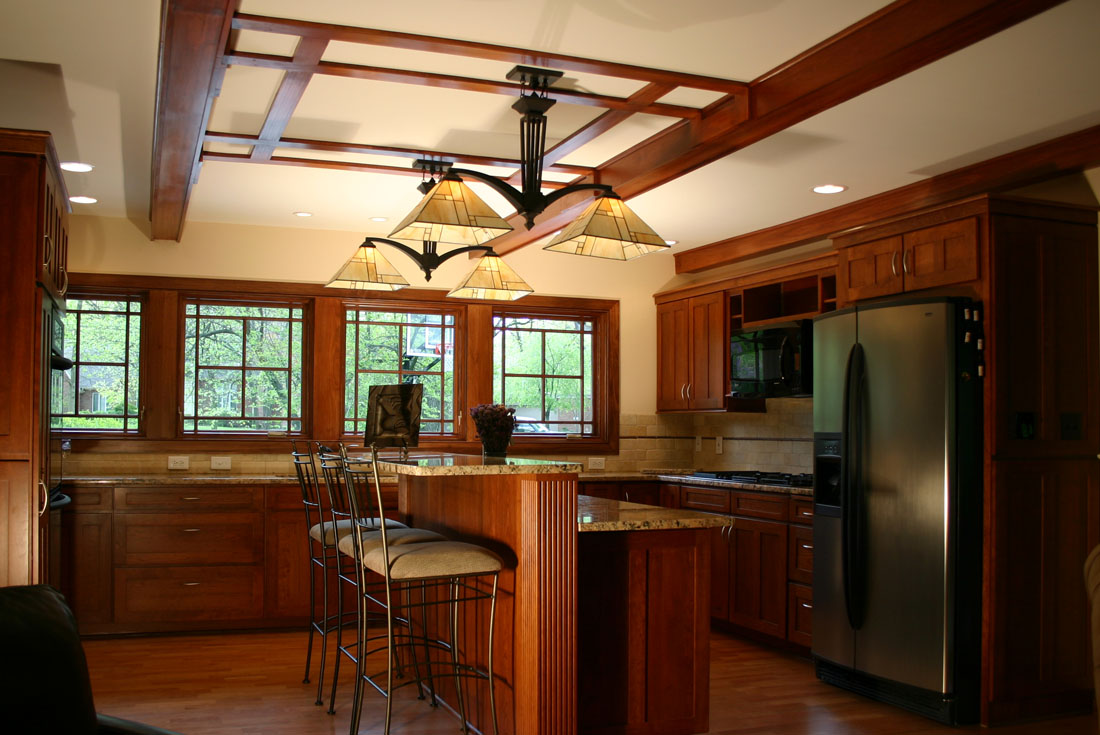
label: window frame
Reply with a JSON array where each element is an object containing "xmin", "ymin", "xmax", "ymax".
[
  {"xmin": 492, "ymin": 303, "xmax": 618, "ymax": 452},
  {"xmin": 341, "ymin": 299, "xmax": 466, "ymax": 442},
  {"xmin": 51, "ymin": 290, "xmax": 147, "ymax": 437},
  {"xmin": 179, "ymin": 294, "xmax": 309, "ymax": 437}
]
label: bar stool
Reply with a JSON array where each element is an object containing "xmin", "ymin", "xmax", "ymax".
[
  {"xmin": 317, "ymin": 447, "xmax": 445, "ymax": 716},
  {"xmin": 341, "ymin": 445, "xmax": 501, "ymax": 735}
]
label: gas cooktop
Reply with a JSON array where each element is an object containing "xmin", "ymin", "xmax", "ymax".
[{"xmin": 692, "ymin": 470, "xmax": 814, "ymax": 488}]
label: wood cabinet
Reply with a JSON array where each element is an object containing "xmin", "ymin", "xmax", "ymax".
[
  {"xmin": 727, "ymin": 516, "xmax": 788, "ymax": 638},
  {"xmin": 656, "ymin": 293, "xmax": 725, "ymax": 411},
  {"xmin": 578, "ymin": 480, "xmax": 666, "ymax": 507},
  {"xmin": 0, "ymin": 129, "xmax": 70, "ymax": 586},
  {"xmin": 838, "ymin": 217, "xmax": 979, "ymax": 301}
]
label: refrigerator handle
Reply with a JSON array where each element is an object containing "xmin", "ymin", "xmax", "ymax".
[{"xmin": 842, "ymin": 341, "xmax": 866, "ymax": 630}]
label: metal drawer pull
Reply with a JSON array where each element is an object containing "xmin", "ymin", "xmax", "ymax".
[
  {"xmin": 800, "ymin": 602, "xmax": 813, "ymax": 609},
  {"xmin": 890, "ymin": 250, "xmax": 899, "ymax": 277},
  {"xmin": 181, "ymin": 496, "xmax": 201, "ymax": 501},
  {"xmin": 800, "ymin": 543, "xmax": 813, "ymax": 550},
  {"xmin": 182, "ymin": 582, "xmax": 200, "ymax": 587},
  {"xmin": 182, "ymin": 528, "xmax": 201, "ymax": 533}
]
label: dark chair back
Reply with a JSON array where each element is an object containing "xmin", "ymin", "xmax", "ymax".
[
  {"xmin": 291, "ymin": 439, "xmax": 323, "ymax": 529},
  {"xmin": 0, "ymin": 585, "xmax": 102, "ymax": 734}
]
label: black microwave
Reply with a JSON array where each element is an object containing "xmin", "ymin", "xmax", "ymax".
[{"xmin": 729, "ymin": 321, "xmax": 812, "ymax": 398}]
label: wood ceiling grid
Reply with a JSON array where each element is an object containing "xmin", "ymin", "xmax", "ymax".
[{"xmin": 154, "ymin": 0, "xmax": 1074, "ymax": 250}]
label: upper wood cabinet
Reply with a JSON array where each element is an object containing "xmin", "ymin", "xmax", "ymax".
[
  {"xmin": 838, "ymin": 217, "xmax": 979, "ymax": 301},
  {"xmin": 656, "ymin": 293, "xmax": 725, "ymax": 411}
]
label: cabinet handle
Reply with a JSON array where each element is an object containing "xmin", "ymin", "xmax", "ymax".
[
  {"xmin": 182, "ymin": 528, "xmax": 201, "ymax": 533},
  {"xmin": 182, "ymin": 582, "xmax": 201, "ymax": 587},
  {"xmin": 43, "ymin": 234, "xmax": 53, "ymax": 269},
  {"xmin": 680, "ymin": 384, "xmax": 687, "ymax": 400},
  {"xmin": 891, "ymin": 250, "xmax": 899, "ymax": 277},
  {"xmin": 38, "ymin": 481, "xmax": 49, "ymax": 516},
  {"xmin": 59, "ymin": 266, "xmax": 68, "ymax": 296},
  {"xmin": 903, "ymin": 249, "xmax": 912, "ymax": 275},
  {"xmin": 624, "ymin": 491, "xmax": 631, "ymax": 502},
  {"xmin": 181, "ymin": 496, "xmax": 201, "ymax": 501},
  {"xmin": 800, "ymin": 602, "xmax": 813, "ymax": 609},
  {"xmin": 800, "ymin": 543, "xmax": 813, "ymax": 550},
  {"xmin": 686, "ymin": 383, "xmax": 693, "ymax": 400}
]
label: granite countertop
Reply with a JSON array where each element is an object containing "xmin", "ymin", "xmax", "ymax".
[
  {"xmin": 371, "ymin": 452, "xmax": 583, "ymax": 477},
  {"xmin": 656, "ymin": 473, "xmax": 814, "ymax": 497},
  {"xmin": 66, "ymin": 474, "xmax": 301, "ymax": 486},
  {"xmin": 577, "ymin": 495, "xmax": 733, "ymax": 532}
]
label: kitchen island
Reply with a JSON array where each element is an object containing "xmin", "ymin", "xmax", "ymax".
[{"xmin": 375, "ymin": 453, "xmax": 728, "ymax": 735}]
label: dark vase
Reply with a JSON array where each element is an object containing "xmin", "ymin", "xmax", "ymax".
[{"xmin": 480, "ymin": 435, "xmax": 511, "ymax": 457}]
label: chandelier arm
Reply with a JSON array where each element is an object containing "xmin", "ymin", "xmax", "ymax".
[
  {"xmin": 447, "ymin": 167, "xmax": 526, "ymax": 211},
  {"xmin": 540, "ymin": 183, "xmax": 615, "ymax": 210},
  {"xmin": 365, "ymin": 237, "xmax": 492, "ymax": 282}
]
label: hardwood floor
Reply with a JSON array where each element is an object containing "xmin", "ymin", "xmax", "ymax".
[{"xmin": 84, "ymin": 629, "xmax": 1096, "ymax": 734}]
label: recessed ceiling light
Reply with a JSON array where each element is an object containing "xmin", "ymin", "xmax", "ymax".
[
  {"xmin": 812, "ymin": 184, "xmax": 848, "ymax": 194},
  {"xmin": 60, "ymin": 161, "xmax": 95, "ymax": 173},
  {"xmin": 664, "ymin": 240, "xmax": 678, "ymax": 246},
  {"xmin": 293, "ymin": 211, "xmax": 312, "ymax": 217},
  {"xmin": 69, "ymin": 195, "xmax": 97, "ymax": 204},
  {"xmin": 369, "ymin": 216, "xmax": 388, "ymax": 222}
]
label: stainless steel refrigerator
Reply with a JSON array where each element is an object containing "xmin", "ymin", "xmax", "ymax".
[{"xmin": 812, "ymin": 297, "xmax": 982, "ymax": 724}]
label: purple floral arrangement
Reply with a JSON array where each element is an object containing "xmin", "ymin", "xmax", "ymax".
[{"xmin": 470, "ymin": 403, "xmax": 516, "ymax": 453}]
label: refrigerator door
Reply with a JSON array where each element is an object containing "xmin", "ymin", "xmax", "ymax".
[
  {"xmin": 811, "ymin": 309, "xmax": 857, "ymax": 669},
  {"xmin": 853, "ymin": 301, "xmax": 955, "ymax": 694}
]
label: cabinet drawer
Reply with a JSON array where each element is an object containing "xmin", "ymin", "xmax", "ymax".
[
  {"xmin": 115, "ymin": 486, "xmax": 262, "ymax": 511},
  {"xmin": 680, "ymin": 486, "xmax": 731, "ymax": 513},
  {"xmin": 790, "ymin": 497, "xmax": 814, "ymax": 524},
  {"xmin": 730, "ymin": 490, "xmax": 788, "ymax": 521},
  {"xmin": 114, "ymin": 566, "xmax": 263, "ymax": 623},
  {"xmin": 67, "ymin": 485, "xmax": 113, "ymax": 511},
  {"xmin": 788, "ymin": 524, "xmax": 814, "ymax": 584},
  {"xmin": 621, "ymin": 482, "xmax": 660, "ymax": 506},
  {"xmin": 787, "ymin": 582, "xmax": 813, "ymax": 647},
  {"xmin": 114, "ymin": 513, "xmax": 263, "ymax": 565}
]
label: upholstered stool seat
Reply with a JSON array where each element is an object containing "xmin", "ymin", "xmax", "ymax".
[
  {"xmin": 336, "ymin": 526, "xmax": 446, "ymax": 557},
  {"xmin": 310, "ymin": 517, "xmax": 406, "ymax": 545},
  {"xmin": 364, "ymin": 540, "xmax": 502, "ymax": 580}
]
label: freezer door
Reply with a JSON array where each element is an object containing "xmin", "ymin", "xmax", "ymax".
[
  {"xmin": 813, "ymin": 310, "xmax": 856, "ymax": 434},
  {"xmin": 811, "ymin": 310, "xmax": 857, "ymax": 668},
  {"xmin": 854, "ymin": 301, "xmax": 955, "ymax": 694}
]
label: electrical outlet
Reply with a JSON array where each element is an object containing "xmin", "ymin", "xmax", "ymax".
[
  {"xmin": 167, "ymin": 456, "xmax": 190, "ymax": 470},
  {"xmin": 695, "ymin": 435, "xmax": 702, "ymax": 452},
  {"xmin": 715, "ymin": 436, "xmax": 723, "ymax": 455},
  {"xmin": 588, "ymin": 457, "xmax": 605, "ymax": 470},
  {"xmin": 210, "ymin": 456, "xmax": 232, "ymax": 471}
]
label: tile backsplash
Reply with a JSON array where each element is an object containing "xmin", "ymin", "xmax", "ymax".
[{"xmin": 65, "ymin": 399, "xmax": 813, "ymax": 477}]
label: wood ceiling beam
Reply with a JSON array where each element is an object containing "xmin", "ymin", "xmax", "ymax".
[
  {"xmin": 150, "ymin": 0, "xmax": 240, "ymax": 241},
  {"xmin": 489, "ymin": 0, "xmax": 1070, "ymax": 254},
  {"xmin": 674, "ymin": 124, "xmax": 1100, "ymax": 273},
  {"xmin": 199, "ymin": 151, "xmax": 574, "ymax": 189},
  {"xmin": 231, "ymin": 13, "xmax": 746, "ymax": 94},
  {"xmin": 204, "ymin": 132, "xmax": 595, "ymax": 177},
  {"xmin": 224, "ymin": 52, "xmax": 701, "ymax": 118},
  {"xmin": 249, "ymin": 37, "xmax": 328, "ymax": 161}
]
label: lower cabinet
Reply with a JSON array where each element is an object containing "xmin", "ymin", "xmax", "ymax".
[
  {"xmin": 727, "ymin": 517, "xmax": 788, "ymax": 638},
  {"xmin": 61, "ymin": 480, "xmax": 399, "ymax": 634},
  {"xmin": 579, "ymin": 480, "xmax": 667, "ymax": 507}
]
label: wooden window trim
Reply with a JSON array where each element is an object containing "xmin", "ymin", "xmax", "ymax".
[{"xmin": 65, "ymin": 272, "xmax": 620, "ymax": 455}]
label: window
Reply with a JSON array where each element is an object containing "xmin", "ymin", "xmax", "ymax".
[
  {"xmin": 52, "ymin": 296, "xmax": 142, "ymax": 432},
  {"xmin": 182, "ymin": 299, "xmax": 304, "ymax": 433},
  {"xmin": 493, "ymin": 314, "xmax": 594, "ymax": 436},
  {"xmin": 344, "ymin": 307, "xmax": 456, "ymax": 436}
]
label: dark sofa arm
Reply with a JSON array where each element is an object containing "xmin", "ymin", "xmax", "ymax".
[{"xmin": 98, "ymin": 713, "xmax": 183, "ymax": 735}]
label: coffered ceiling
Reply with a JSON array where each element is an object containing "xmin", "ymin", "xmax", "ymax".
[{"xmin": 2, "ymin": 0, "xmax": 1099, "ymax": 280}]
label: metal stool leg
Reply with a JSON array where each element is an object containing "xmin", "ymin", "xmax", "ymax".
[
  {"xmin": 450, "ymin": 579, "xmax": 470, "ymax": 734},
  {"xmin": 488, "ymin": 574, "xmax": 500, "ymax": 735},
  {"xmin": 314, "ymin": 549, "xmax": 330, "ymax": 704}
]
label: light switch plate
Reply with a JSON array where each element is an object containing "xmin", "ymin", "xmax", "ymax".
[
  {"xmin": 168, "ymin": 456, "xmax": 190, "ymax": 470},
  {"xmin": 695, "ymin": 435, "xmax": 702, "ymax": 452},
  {"xmin": 715, "ymin": 436, "xmax": 723, "ymax": 454},
  {"xmin": 588, "ymin": 457, "xmax": 605, "ymax": 470},
  {"xmin": 210, "ymin": 456, "xmax": 232, "ymax": 470}
]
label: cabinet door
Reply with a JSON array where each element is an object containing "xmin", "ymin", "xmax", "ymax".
[
  {"xmin": 788, "ymin": 524, "xmax": 813, "ymax": 585},
  {"xmin": 621, "ymin": 481, "xmax": 660, "ymax": 506},
  {"xmin": 727, "ymin": 517, "xmax": 788, "ymax": 638},
  {"xmin": 688, "ymin": 293, "xmax": 726, "ymax": 410},
  {"xmin": 579, "ymin": 481, "xmax": 622, "ymax": 501},
  {"xmin": 62, "ymin": 511, "xmax": 113, "ymax": 626},
  {"xmin": 710, "ymin": 526, "xmax": 729, "ymax": 620},
  {"xmin": 901, "ymin": 217, "xmax": 979, "ymax": 292},
  {"xmin": 659, "ymin": 483, "xmax": 680, "ymax": 509},
  {"xmin": 838, "ymin": 236, "xmax": 903, "ymax": 302},
  {"xmin": 656, "ymin": 300, "xmax": 690, "ymax": 411},
  {"xmin": 264, "ymin": 509, "xmax": 312, "ymax": 620}
]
